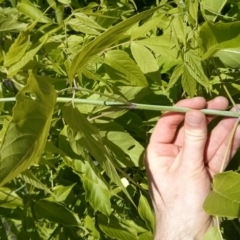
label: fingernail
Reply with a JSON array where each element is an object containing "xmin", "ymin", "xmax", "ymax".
[{"xmin": 186, "ymin": 113, "xmax": 203, "ymax": 126}]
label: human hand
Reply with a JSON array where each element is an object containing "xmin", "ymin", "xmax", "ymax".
[{"xmin": 145, "ymin": 97, "xmax": 240, "ymax": 240}]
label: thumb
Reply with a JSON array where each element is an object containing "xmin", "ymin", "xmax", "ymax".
[{"xmin": 181, "ymin": 110, "xmax": 208, "ymax": 166}]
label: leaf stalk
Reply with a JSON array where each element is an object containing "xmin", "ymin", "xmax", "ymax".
[{"xmin": 2, "ymin": 97, "xmax": 240, "ymax": 118}]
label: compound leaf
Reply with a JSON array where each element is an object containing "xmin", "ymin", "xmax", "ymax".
[
  {"xmin": 63, "ymin": 104, "xmax": 135, "ymax": 207},
  {"xmin": 69, "ymin": 7, "xmax": 158, "ymax": 80}
]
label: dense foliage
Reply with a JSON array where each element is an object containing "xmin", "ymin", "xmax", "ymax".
[{"xmin": 1, "ymin": 0, "xmax": 240, "ymax": 239}]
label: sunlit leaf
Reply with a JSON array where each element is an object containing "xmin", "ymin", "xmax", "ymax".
[
  {"xmin": 0, "ymin": 72, "xmax": 56, "ymax": 187},
  {"xmin": 0, "ymin": 187, "xmax": 23, "ymax": 209},
  {"xmin": 84, "ymin": 215, "xmax": 100, "ymax": 239},
  {"xmin": 74, "ymin": 12, "xmax": 105, "ymax": 30},
  {"xmin": 203, "ymin": 226, "xmax": 223, "ymax": 240},
  {"xmin": 7, "ymin": 34, "xmax": 49, "ymax": 77},
  {"xmin": 98, "ymin": 121, "xmax": 145, "ymax": 167},
  {"xmin": 183, "ymin": 50, "xmax": 209, "ymax": 90},
  {"xmin": 67, "ymin": 18, "xmax": 101, "ymax": 35},
  {"xmin": 137, "ymin": 35, "xmax": 178, "ymax": 58},
  {"xmin": 69, "ymin": 7, "xmax": 159, "ymax": 80},
  {"xmin": 139, "ymin": 231, "xmax": 153, "ymax": 240},
  {"xmin": 214, "ymin": 48, "xmax": 240, "ymax": 68},
  {"xmin": 104, "ymin": 50, "xmax": 148, "ymax": 86},
  {"xmin": 168, "ymin": 63, "xmax": 184, "ymax": 90},
  {"xmin": 181, "ymin": 64, "xmax": 197, "ymax": 97},
  {"xmin": 131, "ymin": 42, "xmax": 159, "ymax": 74},
  {"xmin": 97, "ymin": 214, "xmax": 138, "ymax": 240},
  {"xmin": 203, "ymin": 171, "xmax": 240, "ymax": 217},
  {"xmin": 53, "ymin": 184, "xmax": 76, "ymax": 202},
  {"xmin": 4, "ymin": 32, "xmax": 30, "ymax": 67},
  {"xmin": 200, "ymin": 0, "xmax": 227, "ymax": 22},
  {"xmin": 0, "ymin": 19, "xmax": 27, "ymax": 32},
  {"xmin": 138, "ymin": 194, "xmax": 155, "ymax": 232},
  {"xmin": 64, "ymin": 157, "xmax": 111, "ymax": 216},
  {"xmin": 131, "ymin": 13, "xmax": 168, "ymax": 40},
  {"xmin": 17, "ymin": 0, "xmax": 51, "ymax": 23},
  {"xmin": 199, "ymin": 21, "xmax": 240, "ymax": 60},
  {"xmin": 63, "ymin": 104, "xmax": 135, "ymax": 206},
  {"xmin": 20, "ymin": 170, "xmax": 54, "ymax": 195}
]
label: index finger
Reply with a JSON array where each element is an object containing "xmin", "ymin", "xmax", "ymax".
[{"xmin": 149, "ymin": 97, "xmax": 206, "ymax": 145}]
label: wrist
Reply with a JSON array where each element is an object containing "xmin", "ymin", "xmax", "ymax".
[{"xmin": 154, "ymin": 211, "xmax": 212, "ymax": 240}]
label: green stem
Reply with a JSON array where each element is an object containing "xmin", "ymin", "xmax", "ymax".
[
  {"xmin": 57, "ymin": 87, "xmax": 129, "ymax": 104},
  {"xmin": 2, "ymin": 97, "xmax": 240, "ymax": 118}
]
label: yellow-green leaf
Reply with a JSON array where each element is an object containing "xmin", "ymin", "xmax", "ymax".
[
  {"xmin": 4, "ymin": 32, "xmax": 30, "ymax": 67},
  {"xmin": 0, "ymin": 72, "xmax": 56, "ymax": 187},
  {"xmin": 104, "ymin": 50, "xmax": 148, "ymax": 86},
  {"xmin": 203, "ymin": 171, "xmax": 240, "ymax": 218},
  {"xmin": 69, "ymin": 7, "xmax": 159, "ymax": 80},
  {"xmin": 7, "ymin": 34, "xmax": 49, "ymax": 77},
  {"xmin": 131, "ymin": 42, "xmax": 159, "ymax": 74}
]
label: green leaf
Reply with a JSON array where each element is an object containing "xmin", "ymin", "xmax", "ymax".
[
  {"xmin": 139, "ymin": 231, "xmax": 153, "ymax": 240},
  {"xmin": 183, "ymin": 50, "xmax": 209, "ymax": 89},
  {"xmin": 98, "ymin": 121, "xmax": 145, "ymax": 167},
  {"xmin": 200, "ymin": 0, "xmax": 227, "ymax": 22},
  {"xmin": 131, "ymin": 42, "xmax": 159, "ymax": 74},
  {"xmin": 69, "ymin": 7, "xmax": 159, "ymax": 80},
  {"xmin": 4, "ymin": 32, "xmax": 30, "ymax": 67},
  {"xmin": 62, "ymin": 104, "xmax": 136, "ymax": 207},
  {"xmin": 203, "ymin": 226, "xmax": 223, "ymax": 240},
  {"xmin": 0, "ymin": 19, "xmax": 27, "ymax": 32},
  {"xmin": 0, "ymin": 187, "xmax": 23, "ymax": 209},
  {"xmin": 74, "ymin": 12, "xmax": 105, "ymax": 31},
  {"xmin": 17, "ymin": 0, "xmax": 51, "ymax": 23},
  {"xmin": 167, "ymin": 63, "xmax": 184, "ymax": 90},
  {"xmin": 131, "ymin": 13, "xmax": 168, "ymax": 40},
  {"xmin": 203, "ymin": 171, "xmax": 240, "ymax": 217},
  {"xmin": 34, "ymin": 199, "xmax": 81, "ymax": 226},
  {"xmin": 0, "ymin": 72, "xmax": 56, "ymax": 187},
  {"xmin": 104, "ymin": 50, "xmax": 148, "ymax": 86},
  {"xmin": 214, "ymin": 48, "xmax": 240, "ymax": 68},
  {"xmin": 84, "ymin": 215, "xmax": 100, "ymax": 239},
  {"xmin": 57, "ymin": 0, "xmax": 71, "ymax": 4},
  {"xmin": 181, "ymin": 64, "xmax": 197, "ymax": 97},
  {"xmin": 97, "ymin": 214, "xmax": 138, "ymax": 240},
  {"xmin": 20, "ymin": 170, "xmax": 54, "ymax": 195},
  {"xmin": 69, "ymin": 158, "xmax": 111, "ymax": 216},
  {"xmin": 199, "ymin": 21, "xmax": 240, "ymax": 60},
  {"xmin": 7, "ymin": 34, "xmax": 49, "ymax": 77},
  {"xmin": 137, "ymin": 35, "xmax": 178, "ymax": 58},
  {"xmin": 53, "ymin": 184, "xmax": 76, "ymax": 202},
  {"xmin": 67, "ymin": 18, "xmax": 101, "ymax": 35},
  {"xmin": 138, "ymin": 194, "xmax": 155, "ymax": 232},
  {"xmin": 188, "ymin": 0, "xmax": 198, "ymax": 26}
]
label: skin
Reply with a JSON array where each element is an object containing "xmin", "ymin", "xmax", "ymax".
[{"xmin": 145, "ymin": 96, "xmax": 240, "ymax": 240}]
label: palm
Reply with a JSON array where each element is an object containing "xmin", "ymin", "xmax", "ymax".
[{"xmin": 145, "ymin": 96, "xmax": 240, "ymax": 239}]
